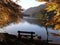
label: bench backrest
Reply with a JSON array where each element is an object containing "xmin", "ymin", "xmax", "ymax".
[{"xmin": 18, "ymin": 31, "xmax": 35, "ymax": 34}]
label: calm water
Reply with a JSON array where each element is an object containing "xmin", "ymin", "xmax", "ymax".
[{"xmin": 0, "ymin": 17, "xmax": 60, "ymax": 44}]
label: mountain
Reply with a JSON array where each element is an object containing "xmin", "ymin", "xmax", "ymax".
[{"xmin": 23, "ymin": 4, "xmax": 46, "ymax": 15}]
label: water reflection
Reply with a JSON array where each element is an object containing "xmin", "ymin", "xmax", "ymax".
[{"xmin": 0, "ymin": 17, "xmax": 60, "ymax": 44}]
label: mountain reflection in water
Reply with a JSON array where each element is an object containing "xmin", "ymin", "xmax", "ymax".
[{"xmin": 0, "ymin": 17, "xmax": 60, "ymax": 44}]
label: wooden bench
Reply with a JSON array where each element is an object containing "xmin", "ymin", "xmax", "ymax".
[{"xmin": 17, "ymin": 31, "xmax": 35, "ymax": 40}]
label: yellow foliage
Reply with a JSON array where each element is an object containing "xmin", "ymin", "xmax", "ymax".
[
  {"xmin": 37, "ymin": 0, "xmax": 60, "ymax": 30},
  {"xmin": 37, "ymin": 0, "xmax": 49, "ymax": 2},
  {"xmin": 37, "ymin": 0, "xmax": 60, "ymax": 3},
  {"xmin": 45, "ymin": 2, "xmax": 58, "ymax": 12},
  {"xmin": 0, "ymin": 0, "xmax": 22, "ymax": 27}
]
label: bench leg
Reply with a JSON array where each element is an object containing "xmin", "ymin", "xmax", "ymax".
[{"xmin": 31, "ymin": 34, "xmax": 33, "ymax": 41}]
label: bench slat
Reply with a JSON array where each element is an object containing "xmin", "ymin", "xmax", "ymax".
[{"xmin": 18, "ymin": 31, "xmax": 35, "ymax": 34}]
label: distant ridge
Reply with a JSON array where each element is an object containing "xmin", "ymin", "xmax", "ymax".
[{"xmin": 23, "ymin": 4, "xmax": 46, "ymax": 15}]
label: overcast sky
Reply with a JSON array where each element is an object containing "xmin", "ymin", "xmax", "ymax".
[{"xmin": 13, "ymin": 0, "xmax": 45, "ymax": 9}]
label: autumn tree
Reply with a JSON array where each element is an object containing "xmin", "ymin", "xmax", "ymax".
[
  {"xmin": 36, "ymin": 0, "xmax": 60, "ymax": 44},
  {"xmin": 36, "ymin": 0, "xmax": 60, "ymax": 30},
  {"xmin": 0, "ymin": 0, "xmax": 22, "ymax": 27}
]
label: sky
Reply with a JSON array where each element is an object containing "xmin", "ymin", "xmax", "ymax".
[{"xmin": 13, "ymin": 0, "xmax": 45, "ymax": 9}]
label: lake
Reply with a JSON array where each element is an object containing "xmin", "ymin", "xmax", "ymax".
[{"xmin": 0, "ymin": 17, "xmax": 60, "ymax": 44}]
